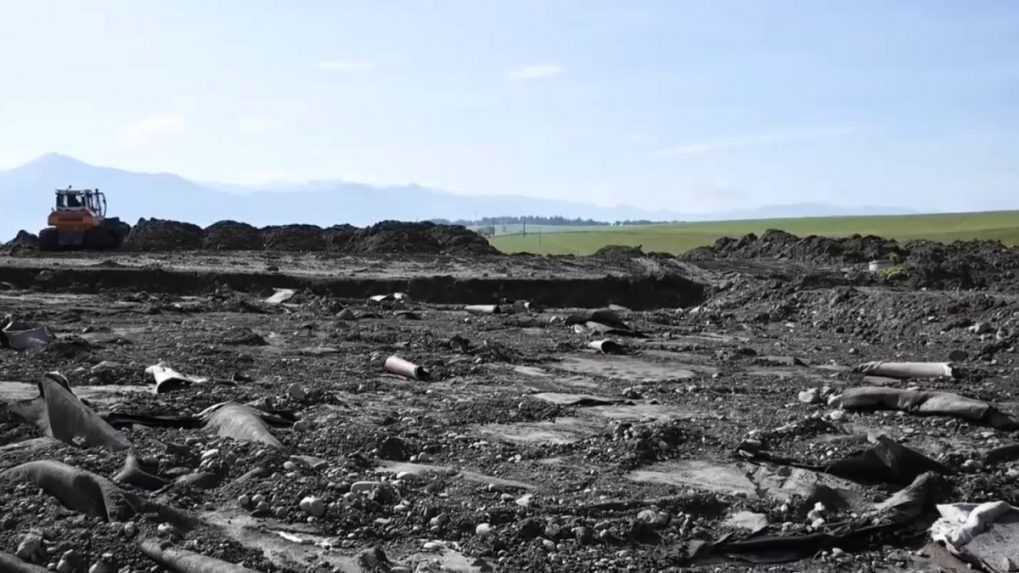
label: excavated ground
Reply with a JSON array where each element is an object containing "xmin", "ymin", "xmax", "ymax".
[{"xmin": 0, "ymin": 246, "xmax": 1018, "ymax": 572}]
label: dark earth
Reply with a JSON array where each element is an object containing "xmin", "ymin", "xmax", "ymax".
[{"xmin": 1, "ymin": 225, "xmax": 1018, "ymax": 572}]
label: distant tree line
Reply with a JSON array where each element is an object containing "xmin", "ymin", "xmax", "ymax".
[
  {"xmin": 431, "ymin": 216, "xmax": 611, "ymax": 227},
  {"xmin": 429, "ymin": 216, "xmax": 679, "ymax": 237},
  {"xmin": 430, "ymin": 216, "xmax": 679, "ymax": 227}
]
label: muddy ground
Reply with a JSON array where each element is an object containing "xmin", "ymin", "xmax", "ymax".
[{"xmin": 1, "ymin": 239, "xmax": 1018, "ymax": 572}]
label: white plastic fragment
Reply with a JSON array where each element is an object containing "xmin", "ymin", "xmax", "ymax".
[
  {"xmin": 146, "ymin": 362, "xmax": 208, "ymax": 394},
  {"xmin": 264, "ymin": 288, "xmax": 296, "ymax": 305}
]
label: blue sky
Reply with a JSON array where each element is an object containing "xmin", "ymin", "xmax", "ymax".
[{"xmin": 1, "ymin": 1, "xmax": 1016, "ymax": 214}]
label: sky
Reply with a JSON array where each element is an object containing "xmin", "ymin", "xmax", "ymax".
[{"xmin": 0, "ymin": 0, "xmax": 1016, "ymax": 214}]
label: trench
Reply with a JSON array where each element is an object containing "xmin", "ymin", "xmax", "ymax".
[{"xmin": 0, "ymin": 265, "xmax": 706, "ymax": 309}]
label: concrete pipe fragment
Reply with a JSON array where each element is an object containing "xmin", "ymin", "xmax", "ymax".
[
  {"xmin": 855, "ymin": 361, "xmax": 953, "ymax": 379},
  {"xmin": 385, "ymin": 356, "xmax": 428, "ymax": 380},
  {"xmin": 139, "ymin": 539, "xmax": 259, "ymax": 573},
  {"xmin": 588, "ymin": 339, "xmax": 625, "ymax": 354}
]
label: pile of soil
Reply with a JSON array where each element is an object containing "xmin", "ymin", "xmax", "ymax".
[
  {"xmin": 687, "ymin": 229, "xmax": 1019, "ymax": 291},
  {"xmin": 203, "ymin": 220, "xmax": 262, "ymax": 250},
  {"xmin": 123, "ymin": 218, "xmax": 205, "ymax": 251},
  {"xmin": 260, "ymin": 224, "xmax": 326, "ymax": 251},
  {"xmin": 4, "ymin": 231, "xmax": 39, "ymax": 249},
  {"xmin": 11, "ymin": 218, "xmax": 496, "ymax": 256},
  {"xmin": 344, "ymin": 220, "xmax": 498, "ymax": 256},
  {"xmin": 686, "ymin": 229, "xmax": 906, "ymax": 264},
  {"xmin": 322, "ymin": 224, "xmax": 358, "ymax": 251},
  {"xmin": 900, "ymin": 239, "xmax": 1019, "ymax": 291},
  {"xmin": 593, "ymin": 244, "xmax": 646, "ymax": 259}
]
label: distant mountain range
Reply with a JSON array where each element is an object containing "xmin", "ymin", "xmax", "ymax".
[{"xmin": 0, "ymin": 153, "xmax": 914, "ymax": 241}]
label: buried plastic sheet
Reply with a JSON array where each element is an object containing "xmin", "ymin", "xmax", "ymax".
[
  {"xmin": 0, "ymin": 319, "xmax": 53, "ymax": 351},
  {"xmin": 102, "ymin": 403, "xmax": 292, "ymax": 446},
  {"xmin": 1, "ymin": 460, "xmax": 148, "ymax": 521},
  {"xmin": 147, "ymin": 363, "xmax": 209, "ymax": 394},
  {"xmin": 565, "ymin": 309, "xmax": 631, "ymax": 331},
  {"xmin": 740, "ymin": 436, "xmax": 950, "ymax": 486},
  {"xmin": 139, "ymin": 539, "xmax": 260, "ymax": 573},
  {"xmin": 855, "ymin": 361, "xmax": 953, "ymax": 379},
  {"xmin": 580, "ymin": 321, "xmax": 646, "ymax": 338},
  {"xmin": 985, "ymin": 443, "xmax": 1019, "ymax": 465},
  {"xmin": 930, "ymin": 502, "xmax": 1019, "ymax": 573},
  {"xmin": 384, "ymin": 355, "xmax": 429, "ymax": 380},
  {"xmin": 38, "ymin": 373, "xmax": 131, "ymax": 451},
  {"xmin": 0, "ymin": 551, "xmax": 49, "ymax": 573},
  {"xmin": 832, "ymin": 386, "xmax": 1018, "ymax": 428},
  {"xmin": 114, "ymin": 454, "xmax": 169, "ymax": 491},
  {"xmin": 198, "ymin": 402, "xmax": 283, "ymax": 448},
  {"xmin": 702, "ymin": 472, "xmax": 941, "ymax": 564}
]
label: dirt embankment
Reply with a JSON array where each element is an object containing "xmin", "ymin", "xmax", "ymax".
[
  {"xmin": 686, "ymin": 229, "xmax": 1019, "ymax": 291},
  {"xmin": 23, "ymin": 218, "xmax": 499, "ymax": 256},
  {"xmin": 4, "ymin": 231, "xmax": 40, "ymax": 250}
]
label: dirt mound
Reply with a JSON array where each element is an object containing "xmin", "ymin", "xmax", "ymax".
[
  {"xmin": 593, "ymin": 244, "xmax": 646, "ymax": 259},
  {"xmin": 344, "ymin": 221, "xmax": 497, "ymax": 256},
  {"xmin": 900, "ymin": 239, "xmax": 1019, "ymax": 290},
  {"xmin": 123, "ymin": 218, "xmax": 204, "ymax": 251},
  {"xmin": 687, "ymin": 229, "xmax": 905, "ymax": 264},
  {"xmin": 5, "ymin": 230, "xmax": 40, "ymax": 249},
  {"xmin": 204, "ymin": 220, "xmax": 263, "ymax": 250},
  {"xmin": 686, "ymin": 230, "xmax": 1019, "ymax": 291},
  {"xmin": 260, "ymin": 224, "xmax": 326, "ymax": 251},
  {"xmin": 322, "ymin": 224, "xmax": 358, "ymax": 251}
]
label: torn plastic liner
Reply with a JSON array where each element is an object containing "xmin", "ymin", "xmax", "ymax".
[
  {"xmin": 147, "ymin": 363, "xmax": 209, "ymax": 394},
  {"xmin": 198, "ymin": 402, "xmax": 284, "ymax": 448},
  {"xmin": 698, "ymin": 472, "xmax": 942, "ymax": 564},
  {"xmin": 0, "ymin": 460, "xmax": 189, "ymax": 524},
  {"xmin": 0, "ymin": 551, "xmax": 49, "ymax": 573},
  {"xmin": 114, "ymin": 454, "xmax": 169, "ymax": 491},
  {"xmin": 739, "ymin": 436, "xmax": 949, "ymax": 486},
  {"xmin": 930, "ymin": 501, "xmax": 1019, "ymax": 572},
  {"xmin": 37, "ymin": 372, "xmax": 131, "ymax": 451},
  {"xmin": 0, "ymin": 319, "xmax": 53, "ymax": 351},
  {"xmin": 832, "ymin": 386, "xmax": 1017, "ymax": 429},
  {"xmin": 103, "ymin": 403, "xmax": 292, "ymax": 449},
  {"xmin": 139, "ymin": 539, "xmax": 260, "ymax": 573}
]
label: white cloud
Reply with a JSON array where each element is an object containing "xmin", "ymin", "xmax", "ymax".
[
  {"xmin": 508, "ymin": 64, "xmax": 563, "ymax": 81},
  {"xmin": 119, "ymin": 114, "xmax": 185, "ymax": 148},
  {"xmin": 660, "ymin": 127, "xmax": 858, "ymax": 157},
  {"xmin": 318, "ymin": 59, "xmax": 375, "ymax": 72},
  {"xmin": 237, "ymin": 116, "xmax": 276, "ymax": 134}
]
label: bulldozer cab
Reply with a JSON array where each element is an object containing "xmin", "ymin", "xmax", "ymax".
[
  {"xmin": 42, "ymin": 187, "xmax": 119, "ymax": 249},
  {"xmin": 54, "ymin": 187, "xmax": 106, "ymax": 217}
]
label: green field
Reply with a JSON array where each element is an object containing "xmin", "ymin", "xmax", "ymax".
[{"xmin": 490, "ymin": 211, "xmax": 1019, "ymax": 255}]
